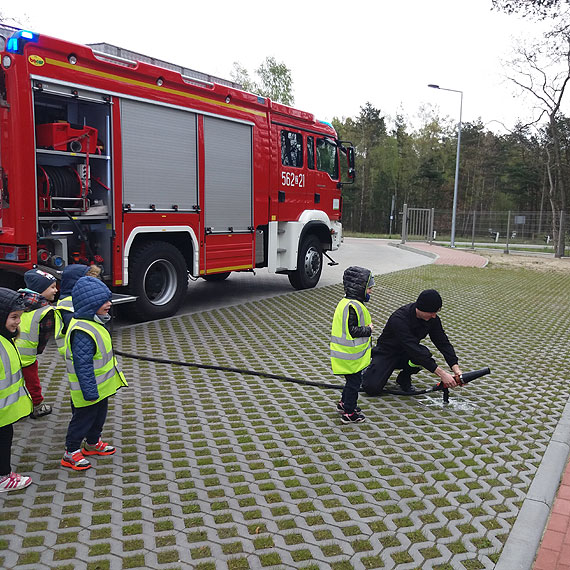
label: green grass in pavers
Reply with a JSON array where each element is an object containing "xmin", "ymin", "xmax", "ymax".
[
  {"xmin": 330, "ymin": 561, "xmax": 353, "ymax": 570},
  {"xmin": 342, "ymin": 526, "xmax": 362, "ymax": 537},
  {"xmin": 380, "ymin": 536, "xmax": 401, "ymax": 548},
  {"xmin": 391, "ymin": 551, "xmax": 414, "ymax": 564},
  {"xmin": 352, "ymin": 539, "xmax": 373, "ymax": 552},
  {"xmin": 89, "ymin": 542, "xmax": 111, "ymax": 556},
  {"xmin": 26, "ymin": 521, "xmax": 47, "ymax": 532},
  {"xmin": 157, "ymin": 550, "xmax": 179, "ymax": 564},
  {"xmin": 462, "ymin": 560, "xmax": 486, "ymax": 570},
  {"xmin": 419, "ymin": 545, "xmax": 442, "ymax": 559},
  {"xmin": 432, "ymin": 526, "xmax": 453, "ymax": 539},
  {"xmin": 123, "ymin": 538, "xmax": 144, "ymax": 551},
  {"xmin": 222, "ymin": 541, "xmax": 243, "ymax": 554},
  {"xmin": 292, "ymin": 549, "xmax": 313, "ymax": 562},
  {"xmin": 87, "ymin": 561, "xmax": 110, "ymax": 570},
  {"xmin": 313, "ymin": 529, "xmax": 334, "ymax": 541},
  {"xmin": 56, "ymin": 531, "xmax": 80, "ymax": 544},
  {"xmin": 18, "ymin": 551, "xmax": 41, "ymax": 566},
  {"xmin": 53, "ymin": 547, "xmax": 77, "ymax": 560},
  {"xmin": 369, "ymin": 520, "xmax": 388, "ymax": 533},
  {"xmin": 321, "ymin": 543, "xmax": 343, "ymax": 556},
  {"xmin": 259, "ymin": 552, "xmax": 282, "ymax": 566},
  {"xmin": 22, "ymin": 535, "xmax": 45, "ymax": 548},
  {"xmin": 361, "ymin": 554, "xmax": 384, "ymax": 568},
  {"xmin": 123, "ymin": 554, "xmax": 146, "ymax": 568},
  {"xmin": 481, "ymin": 518, "xmax": 502, "ymax": 531},
  {"xmin": 227, "ymin": 558, "xmax": 249, "ymax": 570}
]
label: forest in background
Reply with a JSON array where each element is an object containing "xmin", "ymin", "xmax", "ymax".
[{"xmin": 332, "ymin": 105, "xmax": 551, "ymax": 235}]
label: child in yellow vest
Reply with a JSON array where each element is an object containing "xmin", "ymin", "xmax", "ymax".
[
  {"xmin": 17, "ymin": 269, "xmax": 58, "ymax": 419},
  {"xmin": 0, "ymin": 288, "xmax": 33, "ymax": 492},
  {"xmin": 61, "ymin": 277, "xmax": 127, "ymax": 471},
  {"xmin": 330, "ymin": 266, "xmax": 374, "ymax": 423}
]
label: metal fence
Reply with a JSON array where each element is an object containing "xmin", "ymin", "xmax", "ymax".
[
  {"xmin": 401, "ymin": 208, "xmax": 568, "ymax": 254},
  {"xmin": 441, "ymin": 210, "xmax": 562, "ymax": 244}
]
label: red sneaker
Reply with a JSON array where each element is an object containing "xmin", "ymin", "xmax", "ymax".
[
  {"xmin": 83, "ymin": 439, "xmax": 116, "ymax": 456},
  {"xmin": 61, "ymin": 450, "xmax": 92, "ymax": 471}
]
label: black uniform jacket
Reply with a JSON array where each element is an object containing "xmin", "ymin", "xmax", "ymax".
[{"xmin": 372, "ymin": 302, "xmax": 458, "ymax": 373}]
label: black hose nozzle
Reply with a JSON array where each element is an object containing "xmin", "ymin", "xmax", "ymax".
[
  {"xmin": 459, "ymin": 367, "xmax": 491, "ymax": 385},
  {"xmin": 433, "ymin": 367, "xmax": 491, "ymax": 391}
]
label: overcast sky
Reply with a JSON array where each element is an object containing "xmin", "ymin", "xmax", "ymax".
[{"xmin": 1, "ymin": 0, "xmax": 553, "ymax": 132}]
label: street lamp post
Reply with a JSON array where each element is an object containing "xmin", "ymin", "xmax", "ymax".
[{"xmin": 428, "ymin": 84, "xmax": 463, "ymax": 248}]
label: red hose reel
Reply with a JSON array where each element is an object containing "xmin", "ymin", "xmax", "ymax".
[{"xmin": 37, "ymin": 165, "xmax": 88, "ymax": 212}]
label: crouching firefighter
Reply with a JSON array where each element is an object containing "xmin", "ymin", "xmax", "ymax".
[
  {"xmin": 362, "ymin": 289, "xmax": 461, "ymax": 395},
  {"xmin": 330, "ymin": 266, "xmax": 374, "ymax": 423}
]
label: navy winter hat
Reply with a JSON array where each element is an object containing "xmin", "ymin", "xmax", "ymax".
[
  {"xmin": 24, "ymin": 268, "xmax": 57, "ymax": 294},
  {"xmin": 416, "ymin": 289, "xmax": 442, "ymax": 312}
]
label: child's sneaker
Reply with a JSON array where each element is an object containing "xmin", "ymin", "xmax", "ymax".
[
  {"xmin": 61, "ymin": 450, "xmax": 91, "ymax": 470},
  {"xmin": 0, "ymin": 472, "xmax": 32, "ymax": 493},
  {"xmin": 83, "ymin": 439, "xmax": 116, "ymax": 456},
  {"xmin": 340, "ymin": 411, "xmax": 366, "ymax": 423},
  {"xmin": 30, "ymin": 402, "xmax": 52, "ymax": 419},
  {"xmin": 337, "ymin": 401, "xmax": 362, "ymax": 414}
]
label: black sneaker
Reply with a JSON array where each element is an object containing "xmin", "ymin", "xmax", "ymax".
[
  {"xmin": 337, "ymin": 401, "xmax": 362, "ymax": 414},
  {"xmin": 340, "ymin": 411, "xmax": 366, "ymax": 423},
  {"xmin": 396, "ymin": 374, "xmax": 418, "ymax": 394}
]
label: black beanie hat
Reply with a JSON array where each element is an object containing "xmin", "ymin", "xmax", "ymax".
[
  {"xmin": 416, "ymin": 289, "xmax": 442, "ymax": 312},
  {"xmin": 24, "ymin": 269, "xmax": 56, "ymax": 294}
]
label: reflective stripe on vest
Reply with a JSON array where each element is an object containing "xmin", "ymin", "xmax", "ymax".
[
  {"xmin": 0, "ymin": 336, "xmax": 33, "ymax": 427},
  {"xmin": 65, "ymin": 318, "xmax": 127, "ymax": 408},
  {"xmin": 15, "ymin": 305, "xmax": 53, "ymax": 366},
  {"xmin": 330, "ymin": 298, "xmax": 372, "ymax": 374},
  {"xmin": 54, "ymin": 297, "xmax": 73, "ymax": 357}
]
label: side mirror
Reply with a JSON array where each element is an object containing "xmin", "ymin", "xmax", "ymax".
[{"xmin": 347, "ymin": 147, "xmax": 355, "ymax": 180}]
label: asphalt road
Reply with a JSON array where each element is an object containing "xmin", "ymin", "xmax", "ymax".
[{"xmin": 162, "ymin": 237, "xmax": 432, "ymax": 318}]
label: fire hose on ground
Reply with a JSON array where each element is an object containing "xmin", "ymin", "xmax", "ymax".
[{"xmin": 113, "ymin": 349, "xmax": 491, "ymax": 403}]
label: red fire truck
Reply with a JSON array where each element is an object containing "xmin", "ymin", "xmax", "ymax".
[{"xmin": 0, "ymin": 29, "xmax": 354, "ymax": 320}]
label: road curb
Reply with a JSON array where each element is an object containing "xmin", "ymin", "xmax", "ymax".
[
  {"xmin": 494, "ymin": 399, "xmax": 570, "ymax": 570},
  {"xmin": 386, "ymin": 241, "xmax": 439, "ymax": 260}
]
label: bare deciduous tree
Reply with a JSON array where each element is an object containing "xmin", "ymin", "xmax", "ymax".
[{"xmin": 506, "ymin": 30, "xmax": 570, "ymax": 255}]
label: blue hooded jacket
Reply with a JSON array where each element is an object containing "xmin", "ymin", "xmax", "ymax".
[
  {"xmin": 60, "ymin": 264, "xmax": 89, "ymax": 297},
  {"xmin": 59, "ymin": 264, "xmax": 89, "ymax": 329},
  {"xmin": 69, "ymin": 277, "xmax": 113, "ymax": 401}
]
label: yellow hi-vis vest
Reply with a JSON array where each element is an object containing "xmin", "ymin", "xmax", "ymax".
[
  {"xmin": 54, "ymin": 296, "xmax": 74, "ymax": 357},
  {"xmin": 65, "ymin": 318, "xmax": 127, "ymax": 408},
  {"xmin": 15, "ymin": 305, "xmax": 53, "ymax": 366},
  {"xmin": 0, "ymin": 336, "xmax": 33, "ymax": 427},
  {"xmin": 330, "ymin": 298, "xmax": 372, "ymax": 375}
]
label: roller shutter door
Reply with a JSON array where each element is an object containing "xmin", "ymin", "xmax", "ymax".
[{"xmin": 120, "ymin": 99, "xmax": 198, "ymax": 211}]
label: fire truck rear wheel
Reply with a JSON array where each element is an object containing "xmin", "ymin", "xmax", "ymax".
[
  {"xmin": 129, "ymin": 241, "xmax": 188, "ymax": 321},
  {"xmin": 288, "ymin": 235, "xmax": 323, "ymax": 290}
]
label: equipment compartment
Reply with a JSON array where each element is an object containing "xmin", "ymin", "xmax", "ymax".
[{"xmin": 33, "ymin": 83, "xmax": 113, "ymax": 277}]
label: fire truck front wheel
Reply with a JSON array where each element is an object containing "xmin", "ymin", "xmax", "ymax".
[
  {"xmin": 288, "ymin": 235, "xmax": 323, "ymax": 290},
  {"xmin": 129, "ymin": 241, "xmax": 188, "ymax": 321}
]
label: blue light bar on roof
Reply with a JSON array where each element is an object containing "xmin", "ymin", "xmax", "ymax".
[{"xmin": 5, "ymin": 30, "xmax": 39, "ymax": 55}]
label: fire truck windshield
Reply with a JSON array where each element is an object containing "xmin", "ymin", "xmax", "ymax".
[{"xmin": 316, "ymin": 138, "xmax": 339, "ymax": 180}]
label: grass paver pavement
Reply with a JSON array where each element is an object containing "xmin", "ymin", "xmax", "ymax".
[{"xmin": 0, "ymin": 264, "xmax": 569, "ymax": 569}]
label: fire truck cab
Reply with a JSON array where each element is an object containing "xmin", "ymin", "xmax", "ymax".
[{"xmin": 0, "ymin": 30, "xmax": 354, "ymax": 320}]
